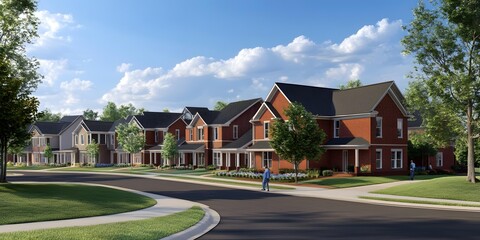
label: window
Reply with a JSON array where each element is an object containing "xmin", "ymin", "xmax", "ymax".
[
  {"xmin": 213, "ymin": 152, "xmax": 222, "ymax": 166},
  {"xmin": 175, "ymin": 129, "xmax": 180, "ymax": 140},
  {"xmin": 214, "ymin": 127, "xmax": 219, "ymax": 140},
  {"xmin": 376, "ymin": 149, "xmax": 382, "ymax": 169},
  {"xmin": 397, "ymin": 118, "xmax": 403, "ymax": 138},
  {"xmin": 110, "ymin": 134, "xmax": 115, "ymax": 146},
  {"xmin": 80, "ymin": 135, "xmax": 85, "ymax": 145},
  {"xmin": 263, "ymin": 152, "xmax": 272, "ymax": 168},
  {"xmin": 436, "ymin": 152, "xmax": 443, "ymax": 167},
  {"xmin": 376, "ymin": 117, "xmax": 383, "ymax": 138},
  {"xmin": 88, "ymin": 135, "xmax": 91, "ymax": 144},
  {"xmin": 233, "ymin": 125, "xmax": 238, "ymax": 139},
  {"xmin": 75, "ymin": 135, "xmax": 78, "ymax": 145},
  {"xmin": 391, "ymin": 149, "xmax": 403, "ymax": 169},
  {"xmin": 189, "ymin": 129, "xmax": 193, "ymax": 141},
  {"xmin": 334, "ymin": 120, "xmax": 340, "ymax": 138},
  {"xmin": 264, "ymin": 122, "xmax": 270, "ymax": 139},
  {"xmin": 197, "ymin": 127, "xmax": 204, "ymax": 141},
  {"xmin": 155, "ymin": 130, "xmax": 158, "ymax": 143}
]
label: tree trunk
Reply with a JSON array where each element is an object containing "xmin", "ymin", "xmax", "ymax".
[
  {"xmin": 467, "ymin": 104, "xmax": 476, "ymax": 183},
  {"xmin": 294, "ymin": 162, "xmax": 298, "ymax": 184},
  {"xmin": 0, "ymin": 140, "xmax": 7, "ymax": 183}
]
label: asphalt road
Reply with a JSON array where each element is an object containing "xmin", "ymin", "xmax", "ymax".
[{"xmin": 9, "ymin": 171, "xmax": 480, "ymax": 240}]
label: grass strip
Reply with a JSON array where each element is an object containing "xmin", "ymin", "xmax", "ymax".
[
  {"xmin": 0, "ymin": 184, "xmax": 156, "ymax": 225},
  {"xmin": 303, "ymin": 175, "xmax": 448, "ymax": 188},
  {"xmin": 372, "ymin": 176, "xmax": 480, "ymax": 202},
  {"xmin": 158, "ymin": 174, "xmax": 295, "ymax": 190},
  {"xmin": 0, "ymin": 206, "xmax": 204, "ymax": 240},
  {"xmin": 360, "ymin": 196, "xmax": 480, "ymax": 208}
]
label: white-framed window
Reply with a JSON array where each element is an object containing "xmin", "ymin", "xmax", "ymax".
[
  {"xmin": 263, "ymin": 152, "xmax": 272, "ymax": 168},
  {"xmin": 155, "ymin": 130, "xmax": 158, "ymax": 143},
  {"xmin": 214, "ymin": 127, "xmax": 219, "ymax": 140},
  {"xmin": 88, "ymin": 135, "xmax": 91, "ymax": 144},
  {"xmin": 397, "ymin": 118, "xmax": 403, "ymax": 138},
  {"xmin": 197, "ymin": 153, "xmax": 205, "ymax": 166},
  {"xmin": 376, "ymin": 117, "xmax": 383, "ymax": 138},
  {"xmin": 264, "ymin": 121, "xmax": 270, "ymax": 139},
  {"xmin": 175, "ymin": 129, "xmax": 180, "ymax": 140},
  {"xmin": 179, "ymin": 154, "xmax": 185, "ymax": 165},
  {"xmin": 197, "ymin": 127, "xmax": 204, "ymax": 141},
  {"xmin": 334, "ymin": 120, "xmax": 340, "ymax": 138},
  {"xmin": 391, "ymin": 149, "xmax": 403, "ymax": 169},
  {"xmin": 110, "ymin": 134, "xmax": 115, "ymax": 146},
  {"xmin": 233, "ymin": 125, "xmax": 238, "ymax": 139},
  {"xmin": 436, "ymin": 152, "xmax": 443, "ymax": 167},
  {"xmin": 80, "ymin": 135, "xmax": 85, "ymax": 145},
  {"xmin": 213, "ymin": 152, "xmax": 222, "ymax": 166},
  {"xmin": 75, "ymin": 135, "xmax": 78, "ymax": 145},
  {"xmin": 189, "ymin": 129, "xmax": 193, "ymax": 141},
  {"xmin": 376, "ymin": 149, "xmax": 382, "ymax": 169}
]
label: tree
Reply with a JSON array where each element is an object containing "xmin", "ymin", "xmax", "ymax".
[
  {"xmin": 408, "ymin": 132, "xmax": 438, "ymax": 168},
  {"xmin": 116, "ymin": 122, "xmax": 145, "ymax": 166},
  {"xmin": 0, "ymin": 0, "xmax": 41, "ymax": 182},
  {"xmin": 214, "ymin": 101, "xmax": 228, "ymax": 111},
  {"xmin": 162, "ymin": 132, "xmax": 178, "ymax": 167},
  {"xmin": 270, "ymin": 102, "xmax": 326, "ymax": 183},
  {"xmin": 43, "ymin": 144, "xmax": 53, "ymax": 164},
  {"xmin": 100, "ymin": 102, "xmax": 145, "ymax": 122},
  {"xmin": 162, "ymin": 108, "xmax": 170, "ymax": 112},
  {"xmin": 86, "ymin": 139, "xmax": 99, "ymax": 164},
  {"xmin": 339, "ymin": 79, "xmax": 363, "ymax": 90},
  {"xmin": 83, "ymin": 109, "xmax": 98, "ymax": 120},
  {"xmin": 37, "ymin": 109, "xmax": 61, "ymax": 122},
  {"xmin": 402, "ymin": 0, "xmax": 480, "ymax": 183}
]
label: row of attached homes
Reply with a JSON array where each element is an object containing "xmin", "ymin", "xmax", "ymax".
[{"xmin": 13, "ymin": 81, "xmax": 455, "ymax": 175}]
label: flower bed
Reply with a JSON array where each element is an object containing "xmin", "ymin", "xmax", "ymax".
[{"xmin": 215, "ymin": 170, "xmax": 309, "ymax": 182}]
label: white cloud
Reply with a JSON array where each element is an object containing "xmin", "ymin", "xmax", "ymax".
[
  {"xmin": 101, "ymin": 18, "xmax": 412, "ymax": 111},
  {"xmin": 38, "ymin": 59, "xmax": 68, "ymax": 86},
  {"xmin": 60, "ymin": 78, "xmax": 93, "ymax": 91},
  {"xmin": 33, "ymin": 10, "xmax": 76, "ymax": 47},
  {"xmin": 116, "ymin": 63, "xmax": 132, "ymax": 73}
]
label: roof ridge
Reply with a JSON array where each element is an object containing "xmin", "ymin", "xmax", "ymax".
[
  {"xmin": 335, "ymin": 81, "xmax": 394, "ymax": 92},
  {"xmin": 275, "ymin": 82, "xmax": 339, "ymax": 91}
]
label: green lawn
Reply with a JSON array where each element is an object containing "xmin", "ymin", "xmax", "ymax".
[
  {"xmin": 360, "ymin": 196, "xmax": 480, "ymax": 208},
  {"xmin": 158, "ymin": 175, "xmax": 295, "ymax": 190},
  {"xmin": 50, "ymin": 167, "xmax": 119, "ymax": 172},
  {"xmin": 303, "ymin": 175, "xmax": 447, "ymax": 188},
  {"xmin": 0, "ymin": 184, "xmax": 156, "ymax": 225},
  {"xmin": 7, "ymin": 165, "xmax": 63, "ymax": 170},
  {"xmin": 476, "ymin": 168, "xmax": 480, "ymax": 174},
  {"xmin": 0, "ymin": 206, "xmax": 204, "ymax": 240},
  {"xmin": 373, "ymin": 176, "xmax": 480, "ymax": 202}
]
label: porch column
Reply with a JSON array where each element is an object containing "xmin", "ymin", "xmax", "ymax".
[
  {"xmin": 193, "ymin": 152, "xmax": 197, "ymax": 166},
  {"xmin": 219, "ymin": 152, "xmax": 223, "ymax": 167},
  {"xmin": 249, "ymin": 152, "xmax": 254, "ymax": 168},
  {"xmin": 236, "ymin": 152, "xmax": 240, "ymax": 168},
  {"xmin": 355, "ymin": 148, "xmax": 360, "ymax": 175},
  {"xmin": 226, "ymin": 153, "xmax": 230, "ymax": 168}
]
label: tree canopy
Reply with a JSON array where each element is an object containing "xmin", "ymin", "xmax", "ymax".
[
  {"xmin": 43, "ymin": 144, "xmax": 53, "ymax": 164},
  {"xmin": 214, "ymin": 101, "xmax": 228, "ymax": 111},
  {"xmin": 270, "ymin": 102, "xmax": 326, "ymax": 183},
  {"xmin": 339, "ymin": 79, "xmax": 363, "ymax": 90},
  {"xmin": 0, "ymin": 0, "xmax": 41, "ymax": 182},
  {"xmin": 116, "ymin": 122, "xmax": 145, "ymax": 165},
  {"xmin": 83, "ymin": 109, "xmax": 98, "ymax": 120},
  {"xmin": 162, "ymin": 132, "xmax": 178, "ymax": 167},
  {"xmin": 86, "ymin": 139, "xmax": 100, "ymax": 164},
  {"xmin": 100, "ymin": 102, "xmax": 145, "ymax": 122},
  {"xmin": 37, "ymin": 109, "xmax": 61, "ymax": 122},
  {"xmin": 402, "ymin": 0, "xmax": 480, "ymax": 182}
]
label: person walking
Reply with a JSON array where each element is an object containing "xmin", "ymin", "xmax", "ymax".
[
  {"xmin": 262, "ymin": 166, "xmax": 271, "ymax": 191},
  {"xmin": 410, "ymin": 160, "xmax": 416, "ymax": 180}
]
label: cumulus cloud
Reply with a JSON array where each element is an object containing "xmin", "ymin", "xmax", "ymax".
[
  {"xmin": 33, "ymin": 10, "xmax": 77, "ymax": 47},
  {"xmin": 116, "ymin": 63, "xmax": 132, "ymax": 73},
  {"xmin": 101, "ymin": 18, "xmax": 412, "ymax": 111},
  {"xmin": 38, "ymin": 59, "xmax": 68, "ymax": 86},
  {"xmin": 60, "ymin": 78, "xmax": 93, "ymax": 91}
]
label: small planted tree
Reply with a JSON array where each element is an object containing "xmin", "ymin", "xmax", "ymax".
[
  {"xmin": 162, "ymin": 133, "xmax": 178, "ymax": 167},
  {"xmin": 86, "ymin": 139, "xmax": 100, "ymax": 165},
  {"xmin": 44, "ymin": 144, "xmax": 53, "ymax": 165},
  {"xmin": 270, "ymin": 102, "xmax": 326, "ymax": 183},
  {"xmin": 116, "ymin": 122, "xmax": 145, "ymax": 166}
]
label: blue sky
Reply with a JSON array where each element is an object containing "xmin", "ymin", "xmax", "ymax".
[{"xmin": 31, "ymin": 0, "xmax": 419, "ymax": 115}]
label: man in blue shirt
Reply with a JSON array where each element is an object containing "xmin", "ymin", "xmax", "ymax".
[
  {"xmin": 410, "ymin": 160, "xmax": 416, "ymax": 180},
  {"xmin": 262, "ymin": 166, "xmax": 271, "ymax": 191}
]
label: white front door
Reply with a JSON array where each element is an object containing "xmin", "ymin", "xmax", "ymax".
[{"xmin": 342, "ymin": 150, "xmax": 348, "ymax": 172}]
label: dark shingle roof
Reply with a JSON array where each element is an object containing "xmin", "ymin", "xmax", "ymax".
[
  {"xmin": 59, "ymin": 115, "xmax": 81, "ymax": 123},
  {"xmin": 134, "ymin": 112, "xmax": 182, "ymax": 129},
  {"xmin": 177, "ymin": 143, "xmax": 205, "ymax": 151},
  {"xmin": 325, "ymin": 137, "xmax": 369, "ymax": 146},
  {"xmin": 222, "ymin": 129, "xmax": 252, "ymax": 149},
  {"xmin": 199, "ymin": 111, "xmax": 220, "ymax": 124},
  {"xmin": 264, "ymin": 102, "xmax": 281, "ymax": 118},
  {"xmin": 211, "ymin": 98, "xmax": 261, "ymax": 124},
  {"xmin": 408, "ymin": 111, "xmax": 423, "ymax": 128},
  {"xmin": 185, "ymin": 107, "xmax": 210, "ymax": 116},
  {"xmin": 83, "ymin": 120, "xmax": 114, "ymax": 132},
  {"xmin": 275, "ymin": 81, "xmax": 395, "ymax": 116},
  {"xmin": 109, "ymin": 116, "xmax": 132, "ymax": 132},
  {"xmin": 248, "ymin": 141, "xmax": 273, "ymax": 150},
  {"xmin": 33, "ymin": 122, "xmax": 67, "ymax": 135}
]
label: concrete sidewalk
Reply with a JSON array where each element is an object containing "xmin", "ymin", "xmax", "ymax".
[{"xmin": 0, "ymin": 182, "xmax": 220, "ymax": 240}]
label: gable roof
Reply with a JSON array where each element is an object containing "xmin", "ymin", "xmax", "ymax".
[
  {"xmin": 273, "ymin": 81, "xmax": 407, "ymax": 117},
  {"xmin": 211, "ymin": 98, "xmax": 262, "ymax": 125},
  {"xmin": 109, "ymin": 116, "xmax": 133, "ymax": 132},
  {"xmin": 133, "ymin": 112, "xmax": 182, "ymax": 129},
  {"xmin": 184, "ymin": 107, "xmax": 210, "ymax": 116},
  {"xmin": 221, "ymin": 129, "xmax": 252, "ymax": 150},
  {"xmin": 59, "ymin": 115, "xmax": 82, "ymax": 123},
  {"xmin": 32, "ymin": 122, "xmax": 67, "ymax": 135},
  {"xmin": 82, "ymin": 120, "xmax": 114, "ymax": 132}
]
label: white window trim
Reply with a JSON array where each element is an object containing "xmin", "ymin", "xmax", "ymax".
[
  {"xmin": 397, "ymin": 118, "xmax": 403, "ymax": 138},
  {"xmin": 376, "ymin": 117, "xmax": 383, "ymax": 138},
  {"xmin": 81, "ymin": 135, "xmax": 85, "ymax": 145},
  {"xmin": 436, "ymin": 152, "xmax": 444, "ymax": 167},
  {"xmin": 376, "ymin": 149, "xmax": 382, "ymax": 169},
  {"xmin": 175, "ymin": 129, "xmax": 180, "ymax": 140},
  {"xmin": 214, "ymin": 127, "xmax": 219, "ymax": 140},
  {"xmin": 264, "ymin": 121, "xmax": 270, "ymax": 139},
  {"xmin": 189, "ymin": 129, "xmax": 193, "ymax": 141},
  {"xmin": 391, "ymin": 149, "xmax": 403, "ymax": 169},
  {"xmin": 334, "ymin": 120, "xmax": 340, "ymax": 138},
  {"xmin": 233, "ymin": 125, "xmax": 238, "ymax": 139},
  {"xmin": 263, "ymin": 151, "xmax": 272, "ymax": 168}
]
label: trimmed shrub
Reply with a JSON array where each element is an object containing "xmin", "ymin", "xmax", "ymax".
[
  {"xmin": 322, "ymin": 170, "xmax": 333, "ymax": 177},
  {"xmin": 6, "ymin": 161, "xmax": 14, "ymax": 167}
]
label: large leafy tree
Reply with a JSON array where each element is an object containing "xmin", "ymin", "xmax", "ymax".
[
  {"xmin": 83, "ymin": 109, "xmax": 98, "ymax": 120},
  {"xmin": 339, "ymin": 79, "xmax": 363, "ymax": 90},
  {"xmin": 270, "ymin": 102, "xmax": 326, "ymax": 183},
  {"xmin": 0, "ymin": 0, "xmax": 41, "ymax": 182},
  {"xmin": 162, "ymin": 133, "xmax": 178, "ymax": 167},
  {"xmin": 43, "ymin": 144, "xmax": 53, "ymax": 164},
  {"xmin": 37, "ymin": 109, "xmax": 61, "ymax": 122},
  {"xmin": 116, "ymin": 122, "xmax": 145, "ymax": 165},
  {"xmin": 408, "ymin": 132, "xmax": 438, "ymax": 167},
  {"xmin": 214, "ymin": 101, "xmax": 228, "ymax": 111},
  {"xmin": 100, "ymin": 102, "xmax": 145, "ymax": 122},
  {"xmin": 403, "ymin": 0, "xmax": 480, "ymax": 183},
  {"xmin": 86, "ymin": 139, "xmax": 99, "ymax": 164}
]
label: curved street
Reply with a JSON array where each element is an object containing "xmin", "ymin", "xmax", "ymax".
[{"xmin": 9, "ymin": 171, "xmax": 480, "ymax": 239}]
